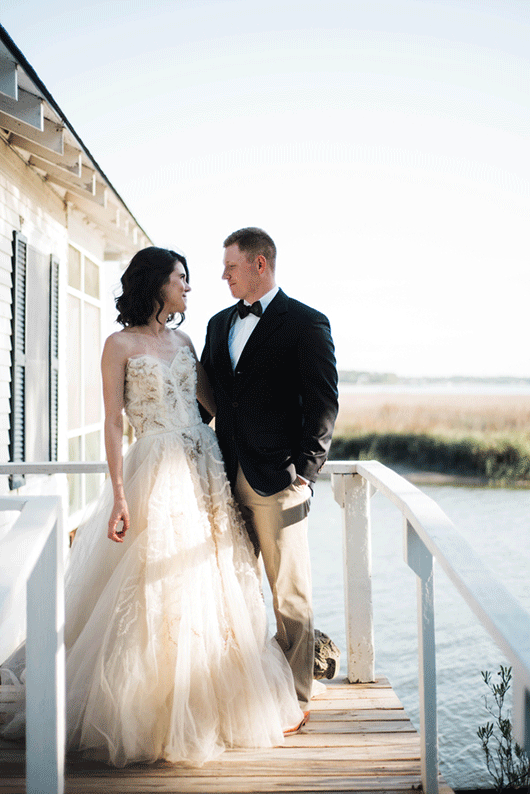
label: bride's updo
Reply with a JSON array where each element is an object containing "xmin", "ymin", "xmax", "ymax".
[{"xmin": 116, "ymin": 247, "xmax": 189, "ymax": 327}]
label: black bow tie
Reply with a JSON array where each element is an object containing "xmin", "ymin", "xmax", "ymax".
[{"xmin": 237, "ymin": 300, "xmax": 262, "ymax": 319}]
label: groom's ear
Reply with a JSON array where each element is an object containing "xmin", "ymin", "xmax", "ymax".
[{"xmin": 255, "ymin": 254, "xmax": 267, "ymax": 273}]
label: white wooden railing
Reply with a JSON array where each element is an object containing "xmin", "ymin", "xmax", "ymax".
[
  {"xmin": 1, "ymin": 459, "xmax": 530, "ymax": 794},
  {"xmin": 0, "ymin": 494, "xmax": 65, "ymax": 794},
  {"xmin": 327, "ymin": 460, "xmax": 530, "ymax": 794}
]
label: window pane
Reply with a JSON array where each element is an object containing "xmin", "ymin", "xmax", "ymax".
[
  {"xmin": 67, "ymin": 294, "xmax": 81, "ymax": 430},
  {"xmin": 85, "ymin": 430, "xmax": 102, "ymax": 503},
  {"xmin": 68, "ymin": 436, "xmax": 81, "ymax": 513},
  {"xmin": 84, "ymin": 303, "xmax": 101, "ymax": 425},
  {"xmin": 84, "ymin": 257, "xmax": 100, "ymax": 299},
  {"xmin": 68, "ymin": 245, "xmax": 81, "ymax": 290},
  {"xmin": 85, "ymin": 430, "xmax": 101, "ymax": 461},
  {"xmin": 86, "ymin": 473, "xmax": 102, "ymax": 504}
]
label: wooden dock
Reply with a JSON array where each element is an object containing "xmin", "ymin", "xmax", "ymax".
[{"xmin": 0, "ymin": 676, "xmax": 453, "ymax": 794}]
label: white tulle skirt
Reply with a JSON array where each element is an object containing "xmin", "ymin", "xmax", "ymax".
[{"xmin": 1, "ymin": 423, "xmax": 302, "ymax": 766}]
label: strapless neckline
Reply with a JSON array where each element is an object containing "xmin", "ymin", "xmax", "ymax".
[{"xmin": 127, "ymin": 346, "xmax": 192, "ymax": 369}]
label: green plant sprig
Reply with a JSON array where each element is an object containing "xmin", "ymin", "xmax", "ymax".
[{"xmin": 478, "ymin": 665, "xmax": 530, "ymax": 793}]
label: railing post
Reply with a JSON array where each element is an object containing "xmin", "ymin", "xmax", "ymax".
[
  {"xmin": 513, "ymin": 671, "xmax": 530, "ymax": 755},
  {"xmin": 404, "ymin": 518, "xmax": 439, "ymax": 794},
  {"xmin": 332, "ymin": 472, "xmax": 374, "ymax": 682},
  {"xmin": 26, "ymin": 498, "xmax": 65, "ymax": 794}
]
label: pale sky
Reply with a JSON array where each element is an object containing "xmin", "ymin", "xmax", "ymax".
[{"xmin": 2, "ymin": 0, "xmax": 528, "ymax": 377}]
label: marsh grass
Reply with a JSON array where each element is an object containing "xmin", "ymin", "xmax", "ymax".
[
  {"xmin": 335, "ymin": 393, "xmax": 530, "ymax": 438},
  {"xmin": 332, "ymin": 392, "xmax": 530, "ymax": 483}
]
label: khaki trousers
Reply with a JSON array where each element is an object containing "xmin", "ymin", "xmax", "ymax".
[{"xmin": 234, "ymin": 465, "xmax": 314, "ymax": 709}]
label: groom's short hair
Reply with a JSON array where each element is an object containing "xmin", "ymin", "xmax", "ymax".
[{"xmin": 224, "ymin": 227, "xmax": 276, "ymax": 270}]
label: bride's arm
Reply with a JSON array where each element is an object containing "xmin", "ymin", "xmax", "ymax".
[
  {"xmin": 101, "ymin": 334, "xmax": 130, "ymax": 543},
  {"xmin": 196, "ymin": 361, "xmax": 216, "ymax": 418},
  {"xmin": 178, "ymin": 333, "xmax": 217, "ymax": 417}
]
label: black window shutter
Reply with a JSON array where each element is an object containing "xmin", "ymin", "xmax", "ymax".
[
  {"xmin": 9, "ymin": 231, "xmax": 27, "ymax": 489},
  {"xmin": 49, "ymin": 256, "xmax": 59, "ymax": 462}
]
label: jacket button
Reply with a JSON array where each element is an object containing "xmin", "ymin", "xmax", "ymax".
[{"xmin": 232, "ymin": 401, "xmax": 239, "ymax": 408}]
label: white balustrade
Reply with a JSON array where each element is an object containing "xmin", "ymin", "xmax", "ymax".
[
  {"xmin": 0, "ymin": 495, "xmax": 65, "ymax": 794},
  {"xmin": 325, "ymin": 459, "xmax": 530, "ymax": 794},
  {"xmin": 1, "ymin": 459, "xmax": 530, "ymax": 794}
]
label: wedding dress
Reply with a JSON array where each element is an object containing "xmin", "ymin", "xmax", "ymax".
[{"xmin": 0, "ymin": 346, "xmax": 302, "ymax": 766}]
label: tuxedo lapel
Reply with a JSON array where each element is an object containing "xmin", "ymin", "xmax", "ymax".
[
  {"xmin": 236, "ymin": 290, "xmax": 288, "ymax": 370},
  {"xmin": 215, "ymin": 305, "xmax": 238, "ymax": 377}
]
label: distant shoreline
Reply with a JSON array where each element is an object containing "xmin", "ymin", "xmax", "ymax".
[
  {"xmin": 329, "ymin": 434, "xmax": 530, "ymax": 488},
  {"xmin": 338, "ymin": 381, "xmax": 530, "ymax": 396},
  {"xmin": 388, "ymin": 464, "xmax": 530, "ymax": 489},
  {"xmin": 320, "ymin": 466, "xmax": 530, "ymax": 489},
  {"xmin": 338, "ymin": 372, "xmax": 530, "ymax": 388}
]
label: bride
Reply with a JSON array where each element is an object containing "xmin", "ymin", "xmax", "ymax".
[{"xmin": 0, "ymin": 246, "xmax": 303, "ymax": 766}]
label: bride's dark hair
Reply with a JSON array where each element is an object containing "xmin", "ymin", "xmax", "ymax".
[{"xmin": 115, "ymin": 247, "xmax": 189, "ymax": 328}]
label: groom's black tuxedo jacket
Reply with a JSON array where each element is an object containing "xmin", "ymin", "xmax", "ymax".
[{"xmin": 201, "ymin": 289, "xmax": 339, "ymax": 496}]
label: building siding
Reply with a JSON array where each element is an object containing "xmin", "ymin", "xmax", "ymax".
[{"xmin": 0, "ymin": 136, "xmax": 112, "ymax": 529}]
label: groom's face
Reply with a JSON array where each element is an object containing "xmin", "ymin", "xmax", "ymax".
[{"xmin": 222, "ymin": 244, "xmax": 261, "ymax": 302}]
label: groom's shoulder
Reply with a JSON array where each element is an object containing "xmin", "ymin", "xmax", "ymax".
[
  {"xmin": 282, "ymin": 292, "xmax": 330, "ymax": 325},
  {"xmin": 207, "ymin": 304, "xmax": 234, "ymax": 326}
]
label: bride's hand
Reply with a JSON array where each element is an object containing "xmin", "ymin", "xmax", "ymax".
[{"xmin": 108, "ymin": 499, "xmax": 130, "ymax": 543}]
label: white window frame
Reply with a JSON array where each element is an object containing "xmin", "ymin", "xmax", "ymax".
[{"xmin": 66, "ymin": 243, "xmax": 105, "ymax": 529}]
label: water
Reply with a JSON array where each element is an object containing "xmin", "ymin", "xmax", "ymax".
[{"xmin": 270, "ymin": 478, "xmax": 530, "ymax": 790}]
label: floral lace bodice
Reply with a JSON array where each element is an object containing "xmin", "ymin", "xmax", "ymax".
[{"xmin": 124, "ymin": 346, "xmax": 202, "ymax": 438}]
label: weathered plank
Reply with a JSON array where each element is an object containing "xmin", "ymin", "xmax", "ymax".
[
  {"xmin": 276, "ymin": 734, "xmax": 421, "ymax": 751},
  {"xmin": 303, "ymin": 721, "xmax": 415, "ymax": 734},
  {"xmin": 310, "ymin": 708, "xmax": 412, "ymax": 721},
  {"xmin": 311, "ymin": 697, "xmax": 404, "ymax": 710},
  {"xmin": 0, "ymin": 776, "xmax": 437, "ymax": 794},
  {"xmin": 318, "ymin": 680, "xmax": 392, "ymax": 691}
]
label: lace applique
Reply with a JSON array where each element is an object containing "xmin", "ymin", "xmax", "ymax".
[{"xmin": 181, "ymin": 431, "xmax": 203, "ymax": 464}]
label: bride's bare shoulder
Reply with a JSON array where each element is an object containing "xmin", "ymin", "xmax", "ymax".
[
  {"xmin": 102, "ymin": 329, "xmax": 136, "ymax": 363},
  {"xmin": 171, "ymin": 329, "xmax": 196, "ymax": 355}
]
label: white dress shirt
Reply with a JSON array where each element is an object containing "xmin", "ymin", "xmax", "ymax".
[{"xmin": 228, "ymin": 286, "xmax": 279, "ymax": 370}]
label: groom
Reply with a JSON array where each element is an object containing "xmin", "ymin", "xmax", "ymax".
[{"xmin": 201, "ymin": 227, "xmax": 338, "ymax": 727}]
